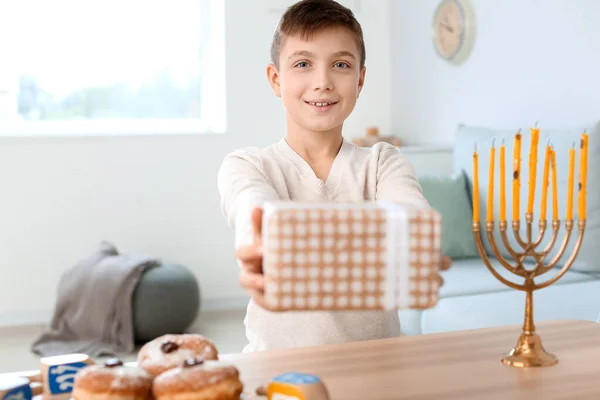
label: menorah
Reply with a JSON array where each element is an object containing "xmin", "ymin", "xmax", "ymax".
[{"xmin": 472, "ymin": 124, "xmax": 588, "ymax": 368}]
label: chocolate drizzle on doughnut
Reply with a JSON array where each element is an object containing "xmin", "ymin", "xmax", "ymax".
[
  {"xmin": 161, "ymin": 340, "xmax": 179, "ymax": 353},
  {"xmin": 104, "ymin": 358, "xmax": 123, "ymax": 368},
  {"xmin": 183, "ymin": 357, "xmax": 204, "ymax": 368}
]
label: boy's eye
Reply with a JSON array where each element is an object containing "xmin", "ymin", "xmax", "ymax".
[
  {"xmin": 334, "ymin": 61, "xmax": 351, "ymax": 68},
  {"xmin": 294, "ymin": 61, "xmax": 309, "ymax": 68}
]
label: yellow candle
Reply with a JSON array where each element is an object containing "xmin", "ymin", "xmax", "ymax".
[
  {"xmin": 550, "ymin": 148, "xmax": 558, "ymax": 221},
  {"xmin": 540, "ymin": 143, "xmax": 551, "ymax": 221},
  {"xmin": 527, "ymin": 125, "xmax": 540, "ymax": 215},
  {"xmin": 583, "ymin": 133, "xmax": 589, "ymax": 184},
  {"xmin": 499, "ymin": 141, "xmax": 506, "ymax": 222},
  {"xmin": 578, "ymin": 139, "xmax": 583, "ymax": 220},
  {"xmin": 578, "ymin": 132, "xmax": 589, "ymax": 220},
  {"xmin": 487, "ymin": 143, "xmax": 496, "ymax": 222},
  {"xmin": 567, "ymin": 145, "xmax": 575, "ymax": 221},
  {"xmin": 584, "ymin": 133, "xmax": 588, "ymax": 219},
  {"xmin": 473, "ymin": 145, "xmax": 479, "ymax": 222},
  {"xmin": 512, "ymin": 131, "xmax": 522, "ymax": 221}
]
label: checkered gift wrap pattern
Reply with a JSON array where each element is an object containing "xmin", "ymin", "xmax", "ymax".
[{"xmin": 261, "ymin": 202, "xmax": 442, "ymax": 311}]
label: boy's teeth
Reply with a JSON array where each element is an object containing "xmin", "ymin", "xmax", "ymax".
[{"xmin": 311, "ymin": 102, "xmax": 332, "ymax": 107}]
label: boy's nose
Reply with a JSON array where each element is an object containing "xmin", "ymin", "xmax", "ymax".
[{"xmin": 313, "ymin": 70, "xmax": 333, "ymax": 91}]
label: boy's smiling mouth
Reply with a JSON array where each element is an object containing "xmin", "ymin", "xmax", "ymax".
[{"xmin": 304, "ymin": 100, "xmax": 339, "ymax": 112}]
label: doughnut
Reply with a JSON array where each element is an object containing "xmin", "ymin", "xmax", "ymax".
[
  {"xmin": 137, "ymin": 333, "xmax": 219, "ymax": 377},
  {"xmin": 152, "ymin": 357, "xmax": 244, "ymax": 400},
  {"xmin": 71, "ymin": 358, "xmax": 153, "ymax": 400}
]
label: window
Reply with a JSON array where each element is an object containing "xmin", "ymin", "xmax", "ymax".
[{"xmin": 0, "ymin": 0, "xmax": 225, "ymax": 135}]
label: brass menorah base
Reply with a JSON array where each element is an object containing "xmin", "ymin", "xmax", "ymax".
[
  {"xmin": 502, "ymin": 331, "xmax": 557, "ymax": 368},
  {"xmin": 473, "ymin": 214, "xmax": 586, "ymax": 368}
]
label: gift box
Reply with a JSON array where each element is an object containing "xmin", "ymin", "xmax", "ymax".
[{"xmin": 261, "ymin": 201, "xmax": 443, "ymax": 312}]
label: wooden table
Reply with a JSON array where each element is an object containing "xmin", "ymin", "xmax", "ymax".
[
  {"xmin": 223, "ymin": 320, "xmax": 600, "ymax": 399},
  {"xmin": 4, "ymin": 320, "xmax": 599, "ymax": 399}
]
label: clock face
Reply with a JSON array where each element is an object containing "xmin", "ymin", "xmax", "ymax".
[{"xmin": 432, "ymin": 0, "xmax": 475, "ymax": 64}]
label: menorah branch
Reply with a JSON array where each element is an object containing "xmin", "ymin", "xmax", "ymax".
[
  {"xmin": 511, "ymin": 221, "xmax": 529, "ymax": 250},
  {"xmin": 535, "ymin": 220, "xmax": 574, "ymax": 277},
  {"xmin": 500, "ymin": 222, "xmax": 524, "ymax": 267},
  {"xmin": 541, "ymin": 220, "xmax": 561, "ymax": 255},
  {"xmin": 526, "ymin": 213, "xmax": 533, "ymax": 244},
  {"xmin": 473, "ymin": 222, "xmax": 526, "ymax": 291},
  {"xmin": 485, "ymin": 222, "xmax": 526, "ymax": 278},
  {"xmin": 500, "ymin": 221, "xmax": 527, "ymax": 277},
  {"xmin": 535, "ymin": 220, "xmax": 585, "ymax": 290},
  {"xmin": 514, "ymin": 213, "xmax": 547, "ymax": 253},
  {"xmin": 532, "ymin": 219, "xmax": 547, "ymax": 249}
]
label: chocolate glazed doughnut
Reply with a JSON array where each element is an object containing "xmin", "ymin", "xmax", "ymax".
[
  {"xmin": 71, "ymin": 358, "xmax": 153, "ymax": 400},
  {"xmin": 152, "ymin": 358, "xmax": 244, "ymax": 400},
  {"xmin": 137, "ymin": 334, "xmax": 219, "ymax": 377}
]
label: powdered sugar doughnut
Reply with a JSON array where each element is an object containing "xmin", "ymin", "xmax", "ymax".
[
  {"xmin": 137, "ymin": 333, "xmax": 219, "ymax": 377},
  {"xmin": 152, "ymin": 357, "xmax": 244, "ymax": 400},
  {"xmin": 72, "ymin": 358, "xmax": 153, "ymax": 400}
]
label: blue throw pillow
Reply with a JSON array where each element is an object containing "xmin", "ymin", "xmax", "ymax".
[{"xmin": 418, "ymin": 172, "xmax": 479, "ymax": 259}]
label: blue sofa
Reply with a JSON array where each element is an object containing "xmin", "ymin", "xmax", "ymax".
[{"xmin": 399, "ymin": 122, "xmax": 600, "ymax": 335}]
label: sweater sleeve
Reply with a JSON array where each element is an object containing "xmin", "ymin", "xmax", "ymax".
[
  {"xmin": 375, "ymin": 144, "xmax": 429, "ymax": 208},
  {"xmin": 217, "ymin": 149, "xmax": 280, "ymax": 251}
]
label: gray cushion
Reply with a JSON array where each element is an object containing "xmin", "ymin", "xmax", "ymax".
[
  {"xmin": 419, "ymin": 172, "xmax": 479, "ymax": 259},
  {"xmin": 132, "ymin": 263, "xmax": 200, "ymax": 342}
]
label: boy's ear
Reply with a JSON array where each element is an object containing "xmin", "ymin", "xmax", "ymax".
[
  {"xmin": 357, "ymin": 66, "xmax": 366, "ymax": 98},
  {"xmin": 266, "ymin": 63, "xmax": 282, "ymax": 97}
]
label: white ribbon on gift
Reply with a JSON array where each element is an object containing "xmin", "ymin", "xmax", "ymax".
[{"xmin": 377, "ymin": 201, "xmax": 410, "ymax": 310}]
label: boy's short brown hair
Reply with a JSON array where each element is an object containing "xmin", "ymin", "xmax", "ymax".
[{"xmin": 270, "ymin": 0, "xmax": 366, "ymax": 69}]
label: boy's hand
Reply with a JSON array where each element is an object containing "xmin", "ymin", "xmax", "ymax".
[
  {"xmin": 438, "ymin": 255, "xmax": 452, "ymax": 287},
  {"xmin": 236, "ymin": 207, "xmax": 268, "ymax": 309}
]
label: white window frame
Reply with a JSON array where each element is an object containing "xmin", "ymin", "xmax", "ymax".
[{"xmin": 0, "ymin": 0, "xmax": 226, "ymax": 137}]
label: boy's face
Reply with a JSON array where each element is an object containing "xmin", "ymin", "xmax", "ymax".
[{"xmin": 267, "ymin": 26, "xmax": 366, "ymax": 134}]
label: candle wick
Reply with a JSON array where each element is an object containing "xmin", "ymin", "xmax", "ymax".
[
  {"xmin": 492, "ymin": 138, "xmax": 496, "ymax": 147},
  {"xmin": 535, "ymin": 121, "xmax": 539, "ymax": 127},
  {"xmin": 584, "ymin": 128, "xmax": 587, "ymax": 134},
  {"xmin": 518, "ymin": 128, "xmax": 522, "ymax": 134},
  {"xmin": 502, "ymin": 138, "xmax": 505, "ymax": 146}
]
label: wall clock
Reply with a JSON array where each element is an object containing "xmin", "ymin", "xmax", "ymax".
[{"xmin": 432, "ymin": 0, "xmax": 476, "ymax": 65}]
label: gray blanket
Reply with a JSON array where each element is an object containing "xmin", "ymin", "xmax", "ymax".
[{"xmin": 31, "ymin": 241, "xmax": 160, "ymax": 357}]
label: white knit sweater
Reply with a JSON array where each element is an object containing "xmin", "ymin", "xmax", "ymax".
[{"xmin": 218, "ymin": 138, "xmax": 428, "ymax": 352}]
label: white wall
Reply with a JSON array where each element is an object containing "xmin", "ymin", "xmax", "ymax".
[
  {"xmin": 391, "ymin": 0, "xmax": 600, "ymax": 146},
  {"xmin": 0, "ymin": 0, "xmax": 405, "ymax": 326}
]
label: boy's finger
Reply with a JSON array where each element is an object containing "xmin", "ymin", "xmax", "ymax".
[
  {"xmin": 240, "ymin": 256, "xmax": 263, "ymax": 275},
  {"xmin": 437, "ymin": 274, "xmax": 444, "ymax": 287},
  {"xmin": 236, "ymin": 245, "xmax": 262, "ymax": 261},
  {"xmin": 239, "ymin": 270, "xmax": 265, "ymax": 291},
  {"xmin": 440, "ymin": 255, "xmax": 452, "ymax": 271},
  {"xmin": 251, "ymin": 207, "xmax": 264, "ymax": 240}
]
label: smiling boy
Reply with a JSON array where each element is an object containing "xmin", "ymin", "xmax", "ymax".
[{"xmin": 218, "ymin": 0, "xmax": 451, "ymax": 352}]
